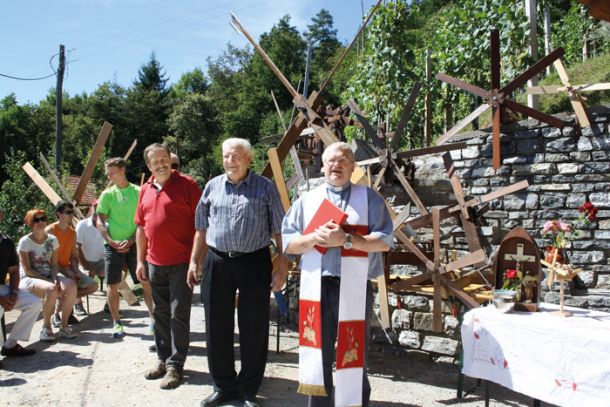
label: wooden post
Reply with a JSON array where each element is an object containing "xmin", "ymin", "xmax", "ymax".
[
  {"xmin": 424, "ymin": 49, "xmax": 432, "ymax": 147},
  {"xmin": 55, "ymin": 44, "xmax": 65, "ymax": 173},
  {"xmin": 525, "ymin": 0, "xmax": 539, "ymax": 109},
  {"xmin": 544, "ymin": 5, "xmax": 552, "ymax": 75}
]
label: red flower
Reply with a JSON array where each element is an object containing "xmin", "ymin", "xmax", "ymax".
[{"xmin": 506, "ymin": 269, "xmax": 518, "ymax": 279}]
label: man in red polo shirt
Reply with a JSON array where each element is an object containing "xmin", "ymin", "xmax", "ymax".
[{"xmin": 135, "ymin": 143, "xmax": 202, "ymax": 389}]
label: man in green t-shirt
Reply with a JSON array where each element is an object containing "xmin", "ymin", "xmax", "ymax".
[{"xmin": 97, "ymin": 157, "xmax": 153, "ymax": 338}]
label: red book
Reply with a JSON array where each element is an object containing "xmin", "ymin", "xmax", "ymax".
[{"xmin": 304, "ymin": 198, "xmax": 348, "ymax": 254}]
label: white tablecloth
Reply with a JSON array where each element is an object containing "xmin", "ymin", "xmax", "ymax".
[{"xmin": 461, "ymin": 303, "xmax": 610, "ymax": 407}]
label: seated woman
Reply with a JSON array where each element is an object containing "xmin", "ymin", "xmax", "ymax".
[{"xmin": 18, "ymin": 209, "xmax": 77, "ymax": 341}]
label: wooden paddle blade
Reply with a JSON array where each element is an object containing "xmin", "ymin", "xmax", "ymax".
[
  {"xmin": 392, "ymin": 203, "xmax": 411, "ymax": 231},
  {"xmin": 501, "ymin": 47, "xmax": 564, "ymax": 95},
  {"xmin": 395, "ymin": 142, "xmax": 467, "ymax": 161},
  {"xmin": 390, "ymin": 82, "xmax": 421, "ymax": 151},
  {"xmin": 73, "ymin": 121, "xmax": 112, "ymax": 204},
  {"xmin": 503, "ymin": 98, "xmax": 565, "ymax": 129},
  {"xmin": 570, "ymin": 93, "xmax": 591, "ymax": 127},
  {"xmin": 492, "ymin": 106, "xmax": 501, "ymax": 169},
  {"xmin": 436, "ymin": 104, "xmax": 490, "ymax": 145},
  {"xmin": 267, "ymin": 148, "xmax": 291, "ymax": 212},
  {"xmin": 390, "ymin": 159, "xmax": 429, "ymax": 215},
  {"xmin": 347, "ymin": 99, "xmax": 384, "ymax": 150},
  {"xmin": 527, "ymin": 85, "xmax": 562, "ymax": 95},
  {"xmin": 390, "ymin": 272, "xmax": 434, "ymax": 292},
  {"xmin": 23, "ymin": 162, "xmax": 63, "ymax": 205},
  {"xmin": 479, "ymin": 180, "xmax": 529, "ymax": 203},
  {"xmin": 440, "ymin": 275, "xmax": 480, "ymax": 309},
  {"xmin": 436, "ymin": 73, "xmax": 490, "ymax": 100},
  {"xmin": 577, "ymin": 82, "xmax": 610, "ymax": 91},
  {"xmin": 444, "ymin": 249, "xmax": 486, "ymax": 273},
  {"xmin": 490, "ymin": 29, "xmax": 501, "ymax": 91}
]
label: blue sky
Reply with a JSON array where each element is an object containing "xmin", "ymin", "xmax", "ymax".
[{"xmin": 1, "ymin": 0, "xmax": 378, "ymax": 105}]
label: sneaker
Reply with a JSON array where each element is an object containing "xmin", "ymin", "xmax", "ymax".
[
  {"xmin": 57, "ymin": 326, "xmax": 78, "ymax": 339},
  {"xmin": 68, "ymin": 312, "xmax": 80, "ymax": 325},
  {"xmin": 1, "ymin": 344, "xmax": 36, "ymax": 357},
  {"xmin": 149, "ymin": 344, "xmax": 157, "ymax": 352},
  {"xmin": 51, "ymin": 313, "xmax": 61, "ymax": 328},
  {"xmin": 112, "ymin": 322, "xmax": 125, "ymax": 338},
  {"xmin": 160, "ymin": 367, "xmax": 182, "ymax": 389},
  {"xmin": 40, "ymin": 328, "xmax": 56, "ymax": 342},
  {"xmin": 74, "ymin": 303, "xmax": 88, "ymax": 316}
]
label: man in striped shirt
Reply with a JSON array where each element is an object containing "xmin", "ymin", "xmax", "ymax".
[{"xmin": 188, "ymin": 138, "xmax": 287, "ymax": 407}]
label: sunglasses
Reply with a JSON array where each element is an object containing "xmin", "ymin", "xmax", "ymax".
[
  {"xmin": 33, "ymin": 216, "xmax": 48, "ymax": 224},
  {"xmin": 63, "ymin": 210, "xmax": 74, "ymax": 215}
]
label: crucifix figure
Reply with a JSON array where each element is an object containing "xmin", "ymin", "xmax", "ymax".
[{"xmin": 504, "ymin": 243, "xmax": 536, "ymax": 264}]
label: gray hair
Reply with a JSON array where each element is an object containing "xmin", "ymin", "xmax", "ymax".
[
  {"xmin": 222, "ymin": 138, "xmax": 252, "ymax": 157},
  {"xmin": 321, "ymin": 142, "xmax": 355, "ymax": 163}
]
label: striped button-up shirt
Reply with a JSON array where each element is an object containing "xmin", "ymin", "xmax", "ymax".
[{"xmin": 195, "ymin": 171, "xmax": 285, "ymax": 253}]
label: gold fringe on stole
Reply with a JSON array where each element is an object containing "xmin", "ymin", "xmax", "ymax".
[{"xmin": 297, "ymin": 383, "xmax": 328, "ymax": 396}]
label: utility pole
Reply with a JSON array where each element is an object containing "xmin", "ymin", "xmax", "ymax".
[
  {"xmin": 55, "ymin": 44, "xmax": 65, "ymax": 173},
  {"xmin": 424, "ymin": 49, "xmax": 432, "ymax": 147},
  {"xmin": 303, "ymin": 39, "xmax": 313, "ymax": 98},
  {"xmin": 544, "ymin": 4, "xmax": 552, "ymax": 75}
]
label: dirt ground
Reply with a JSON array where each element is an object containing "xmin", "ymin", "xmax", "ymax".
[{"xmin": 0, "ymin": 285, "xmax": 554, "ymax": 407}]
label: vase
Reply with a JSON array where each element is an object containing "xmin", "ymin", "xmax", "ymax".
[{"xmin": 544, "ymin": 246, "xmax": 564, "ymax": 264}]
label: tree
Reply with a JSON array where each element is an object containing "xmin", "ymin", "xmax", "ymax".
[
  {"xmin": 172, "ymin": 68, "xmax": 209, "ymax": 97},
  {"xmin": 166, "ymin": 93, "xmax": 221, "ymax": 182},
  {"xmin": 134, "ymin": 51, "xmax": 169, "ymax": 95}
]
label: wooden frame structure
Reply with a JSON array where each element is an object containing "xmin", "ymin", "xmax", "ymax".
[
  {"xmin": 527, "ymin": 58, "xmax": 610, "ymax": 128},
  {"xmin": 436, "ymin": 29, "xmax": 566, "ymax": 169}
]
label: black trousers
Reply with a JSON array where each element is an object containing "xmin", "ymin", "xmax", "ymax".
[
  {"xmin": 309, "ymin": 278, "xmax": 374, "ymax": 407},
  {"xmin": 149, "ymin": 263, "xmax": 193, "ymax": 372},
  {"xmin": 201, "ymin": 247, "xmax": 272, "ymax": 398}
]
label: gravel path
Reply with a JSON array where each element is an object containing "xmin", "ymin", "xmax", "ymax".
[{"xmin": 0, "ymin": 286, "xmax": 555, "ymax": 406}]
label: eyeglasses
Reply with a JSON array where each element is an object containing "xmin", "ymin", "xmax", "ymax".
[
  {"xmin": 63, "ymin": 210, "xmax": 74, "ymax": 215},
  {"xmin": 33, "ymin": 216, "xmax": 48, "ymax": 224}
]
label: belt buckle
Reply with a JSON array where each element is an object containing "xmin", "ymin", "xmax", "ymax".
[{"xmin": 227, "ymin": 251, "xmax": 237, "ymax": 258}]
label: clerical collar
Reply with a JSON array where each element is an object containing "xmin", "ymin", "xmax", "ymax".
[{"xmin": 325, "ymin": 182, "xmax": 350, "ymax": 193}]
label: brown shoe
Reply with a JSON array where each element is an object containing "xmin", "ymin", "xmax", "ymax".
[
  {"xmin": 144, "ymin": 360, "xmax": 166, "ymax": 380},
  {"xmin": 160, "ymin": 367, "xmax": 182, "ymax": 389}
]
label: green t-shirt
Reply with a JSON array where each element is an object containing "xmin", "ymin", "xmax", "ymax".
[{"xmin": 97, "ymin": 183, "xmax": 140, "ymax": 241}]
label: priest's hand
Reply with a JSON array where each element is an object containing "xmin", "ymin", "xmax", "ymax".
[{"xmin": 315, "ymin": 221, "xmax": 347, "ymax": 247}]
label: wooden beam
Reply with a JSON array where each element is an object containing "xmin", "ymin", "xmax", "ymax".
[
  {"xmin": 39, "ymin": 153, "xmax": 85, "ymax": 220},
  {"xmin": 267, "ymin": 148, "xmax": 291, "ymax": 212},
  {"xmin": 73, "ymin": 121, "xmax": 112, "ymax": 203},
  {"xmin": 23, "ymin": 162, "xmax": 63, "ymax": 205}
]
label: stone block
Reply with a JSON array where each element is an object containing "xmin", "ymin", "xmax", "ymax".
[
  {"xmin": 590, "ymin": 192, "xmax": 610, "ymax": 208},
  {"xmin": 449, "ymin": 150, "xmax": 462, "ymax": 160},
  {"xmin": 575, "ymin": 174, "xmax": 610, "ymax": 182},
  {"xmin": 580, "ymin": 162, "xmax": 610, "ymax": 174},
  {"xmin": 444, "ymin": 315, "xmax": 459, "ymax": 336},
  {"xmin": 472, "ymin": 178, "xmax": 489, "ymax": 186},
  {"xmin": 462, "ymin": 148, "xmax": 480, "ymax": 159},
  {"xmin": 508, "ymin": 211, "xmax": 528, "ymax": 220},
  {"xmin": 540, "ymin": 184, "xmax": 571, "ymax": 191},
  {"xmin": 544, "ymin": 153, "xmax": 569, "ymax": 162},
  {"xmin": 413, "ymin": 312, "xmax": 434, "ymax": 331},
  {"xmin": 391, "ymin": 309, "xmax": 412, "ymax": 330},
  {"xmin": 598, "ymin": 220, "xmax": 610, "ymax": 230},
  {"xmin": 557, "ymin": 163, "xmax": 579, "ymax": 174},
  {"xmin": 562, "ymin": 126, "xmax": 576, "ymax": 137},
  {"xmin": 564, "ymin": 296, "xmax": 588, "ymax": 308},
  {"xmin": 595, "ymin": 230, "xmax": 610, "ymax": 239},
  {"xmin": 472, "ymin": 166, "xmax": 495, "ymax": 178},
  {"xmin": 577, "ymin": 136, "xmax": 593, "ymax": 151},
  {"xmin": 592, "ymin": 151, "xmax": 610, "ymax": 161},
  {"xmin": 544, "ymin": 291, "xmax": 560, "ymax": 304},
  {"xmin": 471, "ymin": 186, "xmax": 491, "ymax": 194},
  {"xmin": 504, "ymin": 194, "xmax": 526, "ymax": 210},
  {"xmin": 539, "ymin": 193, "xmax": 566, "ymax": 208},
  {"xmin": 566, "ymin": 193, "xmax": 586, "ymax": 208},
  {"xmin": 398, "ymin": 330, "xmax": 421, "ymax": 349},
  {"xmin": 403, "ymin": 295, "xmax": 430, "ymax": 311},
  {"xmin": 517, "ymin": 139, "xmax": 543, "ymax": 154},
  {"xmin": 503, "ymin": 156, "xmax": 528, "ymax": 165},
  {"xmin": 541, "ymin": 127, "xmax": 562, "ymax": 138},
  {"xmin": 572, "ymin": 183, "xmax": 596, "ymax": 193},
  {"xmin": 526, "ymin": 193, "xmax": 539, "ymax": 209},
  {"xmin": 546, "ymin": 137, "xmax": 577, "ymax": 152},
  {"xmin": 595, "ymin": 183, "xmax": 610, "ymax": 192},
  {"xmin": 582, "ymin": 124, "xmax": 604, "ymax": 137},
  {"xmin": 421, "ymin": 336, "xmax": 459, "ymax": 356},
  {"xmin": 515, "ymin": 129, "xmax": 539, "ymax": 139},
  {"xmin": 569, "ymin": 152, "xmax": 592, "ymax": 162},
  {"xmin": 569, "ymin": 251, "xmax": 604, "ymax": 264}
]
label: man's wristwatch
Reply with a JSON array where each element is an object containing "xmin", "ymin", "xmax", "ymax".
[{"xmin": 343, "ymin": 233, "xmax": 353, "ymax": 250}]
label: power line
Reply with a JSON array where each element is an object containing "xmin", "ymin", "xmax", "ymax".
[
  {"xmin": 0, "ymin": 72, "xmax": 55, "ymax": 81},
  {"xmin": 0, "ymin": 52, "xmax": 59, "ymax": 81}
]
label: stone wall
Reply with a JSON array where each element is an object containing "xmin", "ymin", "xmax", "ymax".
[{"xmin": 376, "ymin": 105, "xmax": 610, "ymax": 357}]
